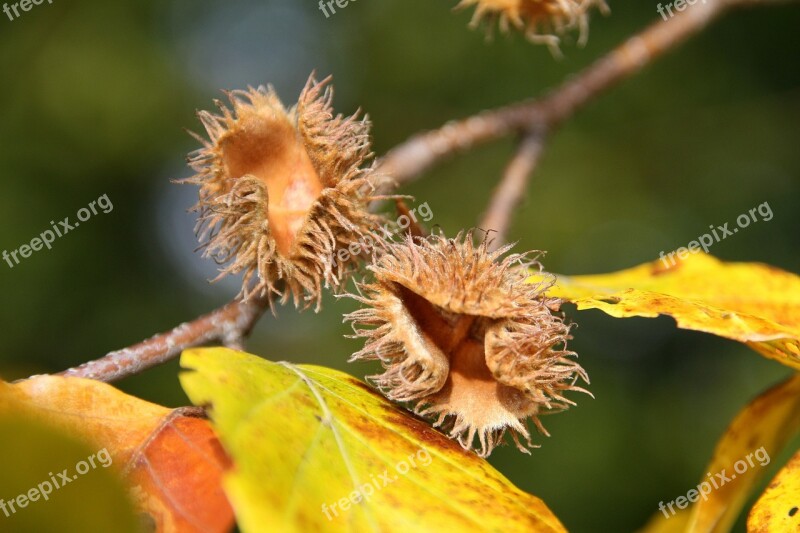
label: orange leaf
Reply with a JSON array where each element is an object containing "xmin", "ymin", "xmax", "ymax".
[{"xmin": 2, "ymin": 376, "xmax": 234, "ymax": 533}]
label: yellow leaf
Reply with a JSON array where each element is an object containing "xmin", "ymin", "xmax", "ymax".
[
  {"xmin": 0, "ymin": 376, "xmax": 234, "ymax": 533},
  {"xmin": 531, "ymin": 253, "xmax": 800, "ymax": 369},
  {"xmin": 748, "ymin": 448, "xmax": 800, "ymax": 532},
  {"xmin": 642, "ymin": 374, "xmax": 800, "ymax": 533},
  {"xmin": 180, "ymin": 347, "xmax": 567, "ymax": 533},
  {"xmin": 639, "ymin": 507, "xmax": 691, "ymax": 533}
]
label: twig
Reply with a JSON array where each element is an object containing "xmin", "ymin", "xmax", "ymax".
[
  {"xmin": 377, "ymin": 0, "xmax": 774, "ymax": 186},
  {"xmin": 54, "ymin": 294, "xmax": 270, "ymax": 383},
  {"xmin": 480, "ymin": 129, "xmax": 546, "ymax": 251}
]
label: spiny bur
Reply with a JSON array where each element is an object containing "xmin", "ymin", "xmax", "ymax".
[
  {"xmin": 457, "ymin": 0, "xmax": 609, "ymax": 54},
  {"xmin": 345, "ymin": 231, "xmax": 589, "ymax": 456},
  {"xmin": 183, "ymin": 74, "xmax": 389, "ymax": 310}
]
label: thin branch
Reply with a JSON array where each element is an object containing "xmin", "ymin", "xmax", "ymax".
[
  {"xmin": 480, "ymin": 129, "xmax": 546, "ymax": 251},
  {"xmin": 55, "ymin": 294, "xmax": 270, "ymax": 383},
  {"xmin": 377, "ymin": 0, "xmax": 775, "ymax": 186}
]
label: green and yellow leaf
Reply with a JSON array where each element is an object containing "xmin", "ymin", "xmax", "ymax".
[
  {"xmin": 531, "ymin": 253, "xmax": 800, "ymax": 369},
  {"xmin": 180, "ymin": 347, "xmax": 567, "ymax": 533}
]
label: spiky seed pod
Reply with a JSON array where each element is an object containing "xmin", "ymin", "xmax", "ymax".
[
  {"xmin": 345, "ymin": 231, "xmax": 589, "ymax": 457},
  {"xmin": 183, "ymin": 74, "xmax": 388, "ymax": 310},
  {"xmin": 457, "ymin": 0, "xmax": 609, "ymax": 52}
]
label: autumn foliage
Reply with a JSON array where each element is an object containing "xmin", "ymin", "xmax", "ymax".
[{"xmin": 3, "ymin": 2, "xmax": 799, "ymax": 533}]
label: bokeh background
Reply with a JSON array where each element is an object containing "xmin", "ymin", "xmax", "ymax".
[{"xmin": 1, "ymin": 1, "xmax": 798, "ymax": 531}]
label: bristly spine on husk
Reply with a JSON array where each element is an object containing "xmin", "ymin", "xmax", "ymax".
[
  {"xmin": 345, "ymin": 231, "xmax": 590, "ymax": 456},
  {"xmin": 182, "ymin": 74, "xmax": 389, "ymax": 311}
]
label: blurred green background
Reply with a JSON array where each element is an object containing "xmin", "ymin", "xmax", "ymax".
[{"xmin": 0, "ymin": 0, "xmax": 798, "ymax": 531}]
